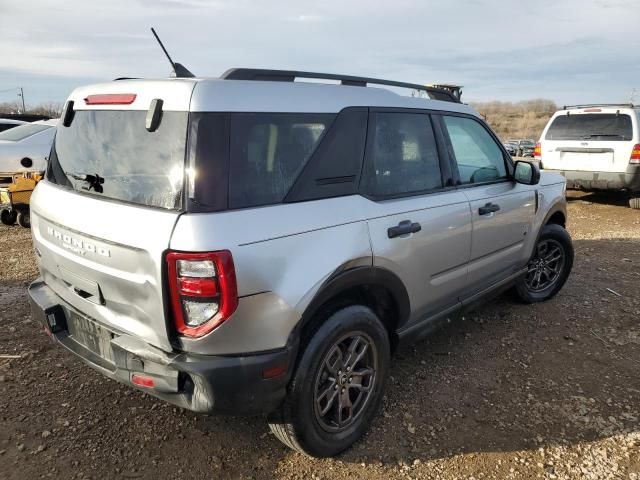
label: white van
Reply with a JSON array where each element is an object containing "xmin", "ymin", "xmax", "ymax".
[{"xmin": 536, "ymin": 104, "xmax": 640, "ymax": 208}]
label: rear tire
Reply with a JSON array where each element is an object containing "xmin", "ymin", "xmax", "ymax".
[
  {"xmin": 17, "ymin": 210, "xmax": 30, "ymax": 228},
  {"xmin": 629, "ymin": 196, "xmax": 640, "ymax": 210},
  {"xmin": 513, "ymin": 223, "xmax": 573, "ymax": 303},
  {"xmin": 0, "ymin": 209, "xmax": 16, "ymax": 226},
  {"xmin": 268, "ymin": 305, "xmax": 390, "ymax": 457}
]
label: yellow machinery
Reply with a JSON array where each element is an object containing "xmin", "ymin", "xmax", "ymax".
[{"xmin": 0, "ymin": 173, "xmax": 42, "ymax": 228}]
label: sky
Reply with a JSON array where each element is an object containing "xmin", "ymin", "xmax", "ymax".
[{"xmin": 1, "ymin": 0, "xmax": 639, "ymax": 107}]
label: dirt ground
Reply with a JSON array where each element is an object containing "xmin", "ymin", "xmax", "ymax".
[{"xmin": 0, "ymin": 191, "xmax": 639, "ymax": 480}]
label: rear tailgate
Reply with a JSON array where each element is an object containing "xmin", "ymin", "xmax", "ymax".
[
  {"xmin": 31, "ymin": 183, "xmax": 179, "ymax": 351},
  {"xmin": 30, "ymin": 79, "xmax": 197, "ymax": 351},
  {"xmin": 541, "ymin": 110, "xmax": 637, "ymax": 172}
]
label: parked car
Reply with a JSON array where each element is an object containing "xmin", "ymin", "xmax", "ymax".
[
  {"xmin": 536, "ymin": 104, "xmax": 640, "ymax": 208},
  {"xmin": 0, "ymin": 119, "xmax": 57, "ymax": 186},
  {"xmin": 517, "ymin": 139, "xmax": 536, "ymax": 157},
  {"xmin": 503, "ymin": 141, "xmax": 517, "ymax": 156},
  {"xmin": 28, "ymin": 69, "xmax": 573, "ymax": 457},
  {"xmin": 0, "ymin": 118, "xmax": 27, "ymax": 133}
]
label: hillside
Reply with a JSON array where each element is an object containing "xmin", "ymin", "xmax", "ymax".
[{"xmin": 470, "ymin": 99, "xmax": 557, "ymax": 142}]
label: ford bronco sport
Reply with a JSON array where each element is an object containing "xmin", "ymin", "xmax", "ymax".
[{"xmin": 28, "ymin": 68, "xmax": 573, "ymax": 457}]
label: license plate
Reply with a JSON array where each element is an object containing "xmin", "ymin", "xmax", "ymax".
[{"xmin": 67, "ymin": 312, "xmax": 115, "ymax": 364}]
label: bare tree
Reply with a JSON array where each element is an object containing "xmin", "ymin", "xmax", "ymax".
[{"xmin": 470, "ymin": 99, "xmax": 558, "ymax": 140}]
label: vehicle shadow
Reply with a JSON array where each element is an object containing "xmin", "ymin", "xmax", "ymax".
[{"xmin": 566, "ymin": 189, "xmax": 631, "ymax": 207}]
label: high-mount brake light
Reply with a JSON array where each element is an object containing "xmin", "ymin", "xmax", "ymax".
[
  {"xmin": 166, "ymin": 251, "xmax": 238, "ymax": 338},
  {"xmin": 630, "ymin": 144, "xmax": 640, "ymax": 164},
  {"xmin": 84, "ymin": 93, "xmax": 137, "ymax": 105},
  {"xmin": 534, "ymin": 142, "xmax": 541, "ymax": 158}
]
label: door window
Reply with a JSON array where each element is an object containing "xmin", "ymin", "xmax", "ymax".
[
  {"xmin": 442, "ymin": 116, "xmax": 507, "ymax": 185},
  {"xmin": 363, "ymin": 112, "xmax": 442, "ymax": 197}
]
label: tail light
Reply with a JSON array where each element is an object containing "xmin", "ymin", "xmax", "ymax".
[
  {"xmin": 166, "ymin": 251, "xmax": 238, "ymax": 338},
  {"xmin": 630, "ymin": 144, "xmax": 640, "ymax": 164},
  {"xmin": 534, "ymin": 142, "xmax": 542, "ymax": 158}
]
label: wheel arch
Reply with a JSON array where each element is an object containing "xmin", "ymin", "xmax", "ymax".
[{"xmin": 297, "ymin": 266, "xmax": 411, "ymax": 353}]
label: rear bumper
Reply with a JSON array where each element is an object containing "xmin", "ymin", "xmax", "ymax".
[
  {"xmin": 543, "ymin": 166, "xmax": 640, "ymax": 192},
  {"xmin": 28, "ymin": 279, "xmax": 293, "ymax": 416}
]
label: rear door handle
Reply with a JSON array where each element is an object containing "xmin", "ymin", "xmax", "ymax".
[
  {"xmin": 478, "ymin": 202, "xmax": 500, "ymax": 215},
  {"xmin": 388, "ymin": 220, "xmax": 421, "ymax": 238}
]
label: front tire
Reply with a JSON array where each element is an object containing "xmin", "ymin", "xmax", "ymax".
[
  {"xmin": 513, "ymin": 223, "xmax": 573, "ymax": 303},
  {"xmin": 268, "ymin": 305, "xmax": 390, "ymax": 457}
]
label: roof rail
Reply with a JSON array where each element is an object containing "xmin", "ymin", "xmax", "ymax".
[
  {"xmin": 220, "ymin": 68, "xmax": 461, "ymax": 103},
  {"xmin": 563, "ymin": 103, "xmax": 635, "ymax": 110}
]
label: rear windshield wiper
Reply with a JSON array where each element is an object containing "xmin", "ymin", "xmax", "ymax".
[{"xmin": 69, "ymin": 172, "xmax": 105, "ymax": 193}]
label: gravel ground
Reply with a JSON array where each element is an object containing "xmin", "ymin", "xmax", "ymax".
[{"xmin": 0, "ymin": 190, "xmax": 639, "ymax": 480}]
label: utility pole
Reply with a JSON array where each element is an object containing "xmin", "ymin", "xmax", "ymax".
[{"xmin": 17, "ymin": 87, "xmax": 25, "ymax": 113}]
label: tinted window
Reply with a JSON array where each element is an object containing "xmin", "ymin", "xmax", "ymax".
[
  {"xmin": 0, "ymin": 123, "xmax": 51, "ymax": 141},
  {"xmin": 442, "ymin": 116, "xmax": 507, "ymax": 184},
  {"xmin": 228, "ymin": 113, "xmax": 334, "ymax": 209},
  {"xmin": 48, "ymin": 110, "xmax": 188, "ymax": 210},
  {"xmin": 363, "ymin": 112, "xmax": 442, "ymax": 197},
  {"xmin": 545, "ymin": 113, "xmax": 633, "ymax": 141}
]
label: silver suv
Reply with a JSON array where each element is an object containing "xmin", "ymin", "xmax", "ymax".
[{"xmin": 28, "ymin": 69, "xmax": 573, "ymax": 457}]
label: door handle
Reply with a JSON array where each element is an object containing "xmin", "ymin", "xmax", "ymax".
[
  {"xmin": 478, "ymin": 202, "xmax": 500, "ymax": 215},
  {"xmin": 388, "ymin": 220, "xmax": 421, "ymax": 238}
]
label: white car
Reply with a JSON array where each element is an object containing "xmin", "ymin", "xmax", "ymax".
[
  {"xmin": 0, "ymin": 118, "xmax": 27, "ymax": 133},
  {"xmin": 0, "ymin": 119, "xmax": 57, "ymax": 185},
  {"xmin": 536, "ymin": 104, "xmax": 640, "ymax": 208}
]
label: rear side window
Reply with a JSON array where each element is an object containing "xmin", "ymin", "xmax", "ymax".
[
  {"xmin": 442, "ymin": 115, "xmax": 507, "ymax": 184},
  {"xmin": 228, "ymin": 113, "xmax": 334, "ymax": 209},
  {"xmin": 545, "ymin": 113, "xmax": 633, "ymax": 141},
  {"xmin": 363, "ymin": 112, "xmax": 442, "ymax": 197}
]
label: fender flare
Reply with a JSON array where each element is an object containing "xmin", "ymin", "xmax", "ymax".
[{"xmin": 299, "ymin": 265, "xmax": 411, "ymax": 332}]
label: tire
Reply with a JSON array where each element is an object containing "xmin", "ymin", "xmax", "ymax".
[
  {"xmin": 0, "ymin": 209, "xmax": 17, "ymax": 226},
  {"xmin": 629, "ymin": 197, "xmax": 640, "ymax": 209},
  {"xmin": 513, "ymin": 223, "xmax": 573, "ymax": 303},
  {"xmin": 17, "ymin": 210, "xmax": 30, "ymax": 228},
  {"xmin": 268, "ymin": 305, "xmax": 390, "ymax": 457}
]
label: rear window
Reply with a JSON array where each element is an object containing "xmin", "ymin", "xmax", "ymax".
[
  {"xmin": 48, "ymin": 110, "xmax": 188, "ymax": 210},
  {"xmin": 545, "ymin": 113, "xmax": 633, "ymax": 141},
  {"xmin": 228, "ymin": 113, "xmax": 334, "ymax": 209},
  {"xmin": 0, "ymin": 123, "xmax": 51, "ymax": 141}
]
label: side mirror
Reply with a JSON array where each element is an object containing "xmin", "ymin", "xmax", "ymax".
[{"xmin": 514, "ymin": 160, "xmax": 540, "ymax": 185}]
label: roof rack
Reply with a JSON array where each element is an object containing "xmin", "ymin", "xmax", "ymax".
[
  {"xmin": 563, "ymin": 103, "xmax": 635, "ymax": 110},
  {"xmin": 220, "ymin": 68, "xmax": 461, "ymax": 103}
]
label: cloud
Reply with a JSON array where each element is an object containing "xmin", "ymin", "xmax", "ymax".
[{"xmin": 1, "ymin": 0, "xmax": 638, "ymax": 105}]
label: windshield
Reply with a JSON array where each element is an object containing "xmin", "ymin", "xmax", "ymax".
[
  {"xmin": 545, "ymin": 113, "xmax": 633, "ymax": 141},
  {"xmin": 0, "ymin": 123, "xmax": 51, "ymax": 141},
  {"xmin": 47, "ymin": 110, "xmax": 188, "ymax": 210}
]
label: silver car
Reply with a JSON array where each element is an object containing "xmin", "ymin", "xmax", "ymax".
[
  {"xmin": 28, "ymin": 69, "xmax": 573, "ymax": 457},
  {"xmin": 0, "ymin": 119, "xmax": 57, "ymax": 185}
]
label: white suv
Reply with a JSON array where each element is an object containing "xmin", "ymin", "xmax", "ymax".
[{"xmin": 536, "ymin": 104, "xmax": 640, "ymax": 208}]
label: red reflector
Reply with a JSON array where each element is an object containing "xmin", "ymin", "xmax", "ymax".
[
  {"xmin": 131, "ymin": 374, "xmax": 155, "ymax": 388},
  {"xmin": 84, "ymin": 93, "xmax": 137, "ymax": 105},
  {"xmin": 262, "ymin": 364, "xmax": 288, "ymax": 379}
]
